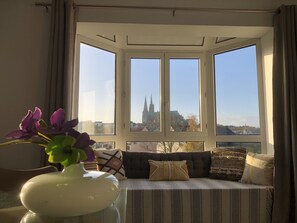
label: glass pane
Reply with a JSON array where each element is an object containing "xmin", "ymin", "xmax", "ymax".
[
  {"xmin": 126, "ymin": 141, "xmax": 204, "ymax": 152},
  {"xmin": 170, "ymin": 58, "xmax": 200, "ymax": 132},
  {"xmin": 216, "ymin": 142, "xmax": 261, "ymax": 153},
  {"xmin": 94, "ymin": 142, "xmax": 115, "ymax": 150},
  {"xmin": 214, "ymin": 45, "xmax": 260, "ymax": 135},
  {"xmin": 78, "ymin": 43, "xmax": 116, "ymax": 135},
  {"xmin": 130, "ymin": 58, "xmax": 161, "ymax": 132}
]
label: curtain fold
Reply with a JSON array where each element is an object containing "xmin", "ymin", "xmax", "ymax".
[
  {"xmin": 45, "ymin": 0, "xmax": 76, "ymax": 121},
  {"xmin": 272, "ymin": 5, "xmax": 297, "ymax": 223},
  {"xmin": 42, "ymin": 0, "xmax": 76, "ymax": 166}
]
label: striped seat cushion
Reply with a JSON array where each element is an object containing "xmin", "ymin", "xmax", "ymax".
[
  {"xmin": 94, "ymin": 149, "xmax": 127, "ymax": 180},
  {"xmin": 119, "ymin": 178, "xmax": 273, "ymax": 223}
]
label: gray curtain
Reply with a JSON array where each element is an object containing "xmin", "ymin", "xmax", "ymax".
[
  {"xmin": 45, "ymin": 0, "xmax": 76, "ymax": 121},
  {"xmin": 42, "ymin": 0, "xmax": 76, "ymax": 166},
  {"xmin": 272, "ymin": 5, "xmax": 297, "ymax": 223}
]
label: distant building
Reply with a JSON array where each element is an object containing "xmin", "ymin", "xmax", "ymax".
[
  {"xmin": 142, "ymin": 95, "xmax": 159, "ymax": 124},
  {"xmin": 77, "ymin": 120, "xmax": 95, "ymax": 134},
  {"xmin": 141, "ymin": 95, "xmax": 187, "ymax": 131},
  {"xmin": 216, "ymin": 125, "xmax": 235, "ymax": 135}
]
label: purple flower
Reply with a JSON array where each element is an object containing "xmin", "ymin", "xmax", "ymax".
[
  {"xmin": 69, "ymin": 130, "xmax": 95, "ymax": 161},
  {"xmin": 6, "ymin": 107, "xmax": 42, "ymax": 139},
  {"xmin": 2, "ymin": 107, "xmax": 96, "ymax": 167},
  {"xmin": 50, "ymin": 108, "xmax": 65, "ymax": 128},
  {"xmin": 50, "ymin": 108, "xmax": 78, "ymax": 134},
  {"xmin": 83, "ymin": 146, "xmax": 95, "ymax": 162}
]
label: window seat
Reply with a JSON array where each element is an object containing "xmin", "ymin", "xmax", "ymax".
[
  {"xmin": 117, "ymin": 150, "xmax": 274, "ymax": 223},
  {"xmin": 119, "ymin": 178, "xmax": 273, "ymax": 223}
]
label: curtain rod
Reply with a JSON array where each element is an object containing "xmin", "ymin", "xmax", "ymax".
[{"xmin": 35, "ymin": 2, "xmax": 277, "ymax": 14}]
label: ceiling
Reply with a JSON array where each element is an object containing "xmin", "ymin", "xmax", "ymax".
[{"xmin": 77, "ymin": 23, "xmax": 272, "ymax": 51}]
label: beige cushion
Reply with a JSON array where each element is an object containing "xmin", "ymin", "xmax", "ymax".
[
  {"xmin": 240, "ymin": 152, "xmax": 274, "ymax": 186},
  {"xmin": 94, "ymin": 149, "xmax": 127, "ymax": 180},
  {"xmin": 148, "ymin": 160, "xmax": 189, "ymax": 181}
]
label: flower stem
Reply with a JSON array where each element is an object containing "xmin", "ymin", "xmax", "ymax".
[
  {"xmin": 37, "ymin": 132, "xmax": 52, "ymax": 143},
  {"xmin": 0, "ymin": 140, "xmax": 47, "ymax": 148}
]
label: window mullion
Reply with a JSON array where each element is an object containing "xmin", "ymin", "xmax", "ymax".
[{"xmin": 163, "ymin": 53, "xmax": 170, "ymax": 139}]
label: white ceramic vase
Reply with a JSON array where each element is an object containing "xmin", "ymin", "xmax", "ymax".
[{"xmin": 20, "ymin": 163, "xmax": 120, "ymax": 217}]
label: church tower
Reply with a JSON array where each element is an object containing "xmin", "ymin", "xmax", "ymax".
[
  {"xmin": 142, "ymin": 96, "xmax": 148, "ymax": 123},
  {"xmin": 149, "ymin": 95, "xmax": 154, "ymax": 113}
]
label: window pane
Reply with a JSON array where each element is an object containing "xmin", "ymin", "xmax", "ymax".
[
  {"xmin": 216, "ymin": 142, "xmax": 261, "ymax": 153},
  {"xmin": 126, "ymin": 141, "xmax": 204, "ymax": 152},
  {"xmin": 214, "ymin": 45, "xmax": 260, "ymax": 135},
  {"xmin": 130, "ymin": 59, "xmax": 161, "ymax": 132},
  {"xmin": 170, "ymin": 58, "xmax": 200, "ymax": 132},
  {"xmin": 78, "ymin": 43, "xmax": 115, "ymax": 135},
  {"xmin": 94, "ymin": 142, "xmax": 115, "ymax": 150}
]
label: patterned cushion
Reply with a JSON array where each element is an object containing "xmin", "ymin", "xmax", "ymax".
[
  {"xmin": 148, "ymin": 160, "xmax": 189, "ymax": 181},
  {"xmin": 209, "ymin": 147, "xmax": 246, "ymax": 181},
  {"xmin": 94, "ymin": 149, "xmax": 126, "ymax": 180},
  {"xmin": 240, "ymin": 152, "xmax": 274, "ymax": 185}
]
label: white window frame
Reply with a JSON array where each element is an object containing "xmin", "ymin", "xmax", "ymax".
[
  {"xmin": 73, "ymin": 36, "xmax": 266, "ymax": 153},
  {"xmin": 73, "ymin": 35, "xmax": 125, "ymax": 149},
  {"xmin": 165, "ymin": 53, "xmax": 207, "ymax": 141},
  {"xmin": 206, "ymin": 39, "xmax": 267, "ymax": 153},
  {"xmin": 124, "ymin": 51, "xmax": 206, "ymax": 145},
  {"xmin": 124, "ymin": 52, "xmax": 164, "ymax": 142}
]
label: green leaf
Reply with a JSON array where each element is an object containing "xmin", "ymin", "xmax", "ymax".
[
  {"xmin": 62, "ymin": 135, "xmax": 76, "ymax": 147},
  {"xmin": 77, "ymin": 148, "xmax": 87, "ymax": 161},
  {"xmin": 45, "ymin": 135, "xmax": 76, "ymax": 154},
  {"xmin": 44, "ymin": 135, "xmax": 79, "ymax": 167},
  {"xmin": 45, "ymin": 141, "xmax": 59, "ymax": 154},
  {"xmin": 53, "ymin": 135, "xmax": 68, "ymax": 144},
  {"xmin": 61, "ymin": 149, "xmax": 79, "ymax": 167},
  {"xmin": 48, "ymin": 148, "xmax": 69, "ymax": 163}
]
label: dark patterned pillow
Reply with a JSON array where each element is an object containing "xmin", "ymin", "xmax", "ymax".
[
  {"xmin": 94, "ymin": 149, "xmax": 127, "ymax": 180},
  {"xmin": 209, "ymin": 147, "xmax": 246, "ymax": 181}
]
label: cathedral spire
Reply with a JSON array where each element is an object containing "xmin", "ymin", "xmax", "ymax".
[
  {"xmin": 142, "ymin": 96, "xmax": 148, "ymax": 123},
  {"xmin": 143, "ymin": 96, "xmax": 148, "ymax": 112},
  {"xmin": 149, "ymin": 95, "xmax": 154, "ymax": 113}
]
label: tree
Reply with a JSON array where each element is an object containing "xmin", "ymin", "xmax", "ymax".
[
  {"xmin": 157, "ymin": 142, "xmax": 182, "ymax": 153},
  {"xmin": 186, "ymin": 115, "xmax": 199, "ymax": 132}
]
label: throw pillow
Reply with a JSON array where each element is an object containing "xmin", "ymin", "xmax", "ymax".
[
  {"xmin": 148, "ymin": 160, "xmax": 190, "ymax": 181},
  {"xmin": 94, "ymin": 149, "xmax": 127, "ymax": 180},
  {"xmin": 209, "ymin": 147, "xmax": 246, "ymax": 181},
  {"xmin": 240, "ymin": 152, "xmax": 274, "ymax": 186}
]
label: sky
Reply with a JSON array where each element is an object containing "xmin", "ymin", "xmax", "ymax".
[
  {"xmin": 79, "ymin": 43, "xmax": 260, "ymax": 128},
  {"xmin": 214, "ymin": 45, "xmax": 259, "ymax": 127},
  {"xmin": 130, "ymin": 58, "xmax": 200, "ymax": 123},
  {"xmin": 79, "ymin": 43, "xmax": 115, "ymax": 123}
]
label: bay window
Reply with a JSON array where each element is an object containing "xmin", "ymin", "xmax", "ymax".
[{"xmin": 74, "ymin": 37, "xmax": 265, "ymax": 153}]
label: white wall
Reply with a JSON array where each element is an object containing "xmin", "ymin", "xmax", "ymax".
[{"xmin": 0, "ymin": 0, "xmax": 51, "ymax": 169}]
